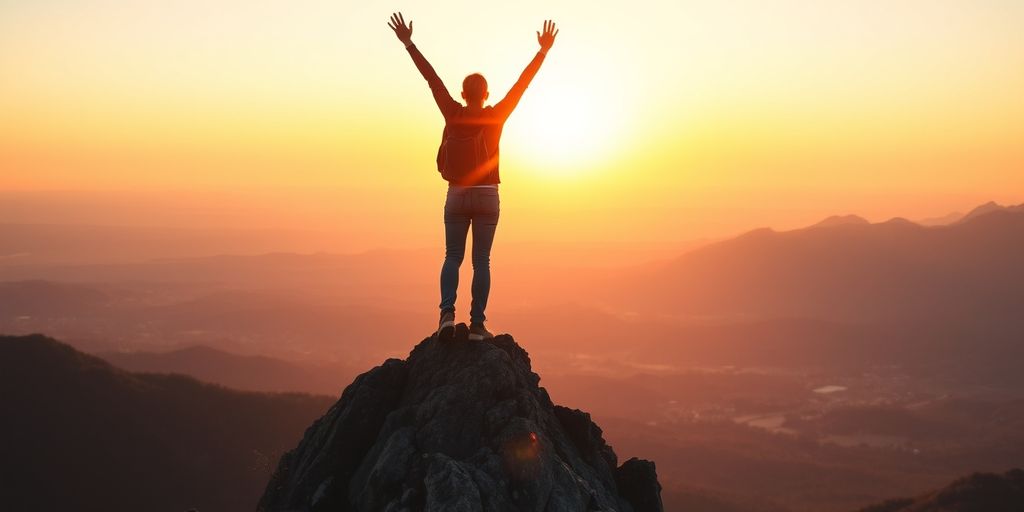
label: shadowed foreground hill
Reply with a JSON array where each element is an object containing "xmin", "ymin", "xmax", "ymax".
[
  {"xmin": 857, "ymin": 469, "xmax": 1024, "ymax": 512},
  {"xmin": 0, "ymin": 334, "xmax": 333, "ymax": 512},
  {"xmin": 260, "ymin": 325, "xmax": 663, "ymax": 512}
]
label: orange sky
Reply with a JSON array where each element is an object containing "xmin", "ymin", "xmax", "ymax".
[{"xmin": 1, "ymin": 1, "xmax": 1022, "ymax": 250}]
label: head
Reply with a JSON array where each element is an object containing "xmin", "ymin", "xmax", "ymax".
[{"xmin": 461, "ymin": 73, "xmax": 489, "ymax": 106}]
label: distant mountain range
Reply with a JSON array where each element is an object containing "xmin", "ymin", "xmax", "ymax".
[
  {"xmin": 0, "ymin": 334, "xmax": 332, "ymax": 512},
  {"xmin": 915, "ymin": 201, "xmax": 1024, "ymax": 227},
  {"xmin": 3, "ymin": 334, "xmax": 1021, "ymax": 511},
  {"xmin": 857, "ymin": 469, "xmax": 1023, "ymax": 512},
  {"xmin": 625, "ymin": 202, "xmax": 1024, "ymax": 324},
  {"xmin": 811, "ymin": 214, "xmax": 870, "ymax": 228},
  {"xmin": 3, "ymin": 201, "xmax": 1024, "ymax": 381},
  {"xmin": 958, "ymin": 201, "xmax": 1024, "ymax": 224}
]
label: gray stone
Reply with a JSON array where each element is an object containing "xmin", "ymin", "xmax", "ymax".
[{"xmin": 258, "ymin": 324, "xmax": 663, "ymax": 512}]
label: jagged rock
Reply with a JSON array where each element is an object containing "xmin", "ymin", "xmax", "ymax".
[
  {"xmin": 615, "ymin": 459, "xmax": 664, "ymax": 512},
  {"xmin": 259, "ymin": 324, "xmax": 663, "ymax": 512}
]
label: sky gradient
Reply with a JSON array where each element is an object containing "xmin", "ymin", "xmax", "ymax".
[{"xmin": 1, "ymin": 0, "xmax": 1022, "ymax": 249}]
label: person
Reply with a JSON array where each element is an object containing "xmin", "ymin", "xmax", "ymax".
[{"xmin": 388, "ymin": 12, "xmax": 558, "ymax": 340}]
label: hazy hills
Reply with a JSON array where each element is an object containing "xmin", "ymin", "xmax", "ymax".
[
  {"xmin": 3, "ymin": 333, "xmax": 1021, "ymax": 511},
  {"xmin": 811, "ymin": 214, "xmax": 870, "ymax": 228},
  {"xmin": 914, "ymin": 200, "xmax": 1024, "ymax": 227},
  {"xmin": 858, "ymin": 469, "xmax": 1024, "ymax": 512},
  {"xmin": 5, "ymin": 202, "xmax": 1022, "ymax": 329},
  {"xmin": 3, "ymin": 203, "xmax": 1024, "ymax": 380},
  {"xmin": 0, "ymin": 222, "xmax": 342, "ymax": 265},
  {"xmin": 0, "ymin": 334, "xmax": 332, "ymax": 512},
  {"xmin": 98, "ymin": 344, "xmax": 355, "ymax": 395},
  {"xmin": 625, "ymin": 204, "xmax": 1024, "ymax": 324},
  {"xmin": 2, "ymin": 201, "xmax": 1024, "ymax": 510},
  {"xmin": 958, "ymin": 201, "xmax": 1024, "ymax": 225},
  {"xmin": 603, "ymin": 403, "xmax": 1024, "ymax": 512},
  {"xmin": 0, "ymin": 280, "xmax": 110, "ymax": 317}
]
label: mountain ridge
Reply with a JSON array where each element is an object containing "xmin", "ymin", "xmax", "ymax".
[
  {"xmin": 958, "ymin": 201, "xmax": 1024, "ymax": 224},
  {"xmin": 811, "ymin": 214, "xmax": 871, "ymax": 228},
  {"xmin": 98, "ymin": 344, "xmax": 355, "ymax": 395},
  {"xmin": 624, "ymin": 206, "xmax": 1024, "ymax": 323},
  {"xmin": 856, "ymin": 469, "xmax": 1024, "ymax": 512}
]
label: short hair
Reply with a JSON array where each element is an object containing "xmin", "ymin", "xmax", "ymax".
[{"xmin": 462, "ymin": 73, "xmax": 488, "ymax": 103}]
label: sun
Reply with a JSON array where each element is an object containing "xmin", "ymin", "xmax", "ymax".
[{"xmin": 502, "ymin": 79, "xmax": 622, "ymax": 176}]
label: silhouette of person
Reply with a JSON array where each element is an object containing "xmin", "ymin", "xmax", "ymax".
[{"xmin": 388, "ymin": 12, "xmax": 558, "ymax": 340}]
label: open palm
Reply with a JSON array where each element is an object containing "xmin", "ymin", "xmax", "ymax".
[
  {"xmin": 388, "ymin": 12, "xmax": 413, "ymax": 45},
  {"xmin": 537, "ymin": 20, "xmax": 559, "ymax": 51}
]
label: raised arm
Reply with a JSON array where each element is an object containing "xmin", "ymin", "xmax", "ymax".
[
  {"xmin": 388, "ymin": 12, "xmax": 460, "ymax": 119},
  {"xmin": 494, "ymin": 20, "xmax": 559, "ymax": 119}
]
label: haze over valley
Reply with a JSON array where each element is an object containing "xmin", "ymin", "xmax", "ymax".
[{"xmin": 3, "ymin": 200, "xmax": 1022, "ymax": 511}]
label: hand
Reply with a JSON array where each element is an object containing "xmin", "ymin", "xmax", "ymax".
[
  {"xmin": 388, "ymin": 12, "xmax": 413, "ymax": 46},
  {"xmin": 537, "ymin": 20, "xmax": 558, "ymax": 52}
]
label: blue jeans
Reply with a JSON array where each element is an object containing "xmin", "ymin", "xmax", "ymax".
[{"xmin": 440, "ymin": 186, "xmax": 500, "ymax": 324}]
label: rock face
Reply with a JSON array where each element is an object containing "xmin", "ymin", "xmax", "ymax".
[{"xmin": 259, "ymin": 325, "xmax": 663, "ymax": 512}]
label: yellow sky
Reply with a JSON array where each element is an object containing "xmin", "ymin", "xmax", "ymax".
[{"xmin": 1, "ymin": 0, "xmax": 1022, "ymax": 249}]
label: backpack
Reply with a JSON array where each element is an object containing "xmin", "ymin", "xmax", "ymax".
[{"xmin": 436, "ymin": 118, "xmax": 490, "ymax": 183}]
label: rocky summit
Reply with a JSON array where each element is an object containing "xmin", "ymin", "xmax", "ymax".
[{"xmin": 259, "ymin": 324, "xmax": 663, "ymax": 512}]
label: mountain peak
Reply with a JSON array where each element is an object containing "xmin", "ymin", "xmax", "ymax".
[
  {"xmin": 811, "ymin": 214, "xmax": 870, "ymax": 229},
  {"xmin": 881, "ymin": 216, "xmax": 916, "ymax": 226},
  {"xmin": 259, "ymin": 325, "xmax": 663, "ymax": 511},
  {"xmin": 959, "ymin": 201, "xmax": 1015, "ymax": 224}
]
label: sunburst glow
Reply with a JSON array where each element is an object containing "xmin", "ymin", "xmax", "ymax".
[{"xmin": 504, "ymin": 79, "xmax": 624, "ymax": 176}]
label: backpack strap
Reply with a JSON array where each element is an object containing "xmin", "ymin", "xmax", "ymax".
[{"xmin": 436, "ymin": 125, "xmax": 448, "ymax": 172}]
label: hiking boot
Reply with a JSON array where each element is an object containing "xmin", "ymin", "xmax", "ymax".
[
  {"xmin": 437, "ymin": 309, "xmax": 455, "ymax": 339},
  {"xmin": 468, "ymin": 322, "xmax": 494, "ymax": 341}
]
